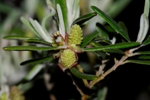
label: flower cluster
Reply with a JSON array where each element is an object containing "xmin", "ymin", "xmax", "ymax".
[{"xmin": 20, "ymin": 0, "xmax": 82, "ymax": 71}]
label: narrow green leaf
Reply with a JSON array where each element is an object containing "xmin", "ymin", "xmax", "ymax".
[
  {"xmin": 104, "ymin": 49, "xmax": 124, "ymax": 54},
  {"xmin": 118, "ymin": 21, "xmax": 128, "ymax": 36},
  {"xmin": 26, "ymin": 39, "xmax": 52, "ymax": 46},
  {"xmin": 91, "ymin": 6, "xmax": 130, "ymax": 42},
  {"xmin": 104, "ymin": 25, "xmax": 116, "ymax": 33},
  {"xmin": 96, "ymin": 23, "xmax": 109, "ymax": 40},
  {"xmin": 142, "ymin": 36, "xmax": 150, "ymax": 46},
  {"xmin": 3, "ymin": 35, "xmax": 31, "ymax": 40},
  {"xmin": 138, "ymin": 55, "xmax": 150, "ymax": 59},
  {"xmin": 20, "ymin": 17, "xmax": 40, "ymax": 37},
  {"xmin": 25, "ymin": 64, "xmax": 43, "ymax": 80},
  {"xmin": 83, "ymin": 42, "xmax": 140, "ymax": 52},
  {"xmin": 90, "ymin": 41, "xmax": 124, "ymax": 54},
  {"xmin": 41, "ymin": 13, "xmax": 54, "ymax": 33},
  {"xmin": 97, "ymin": 87, "xmax": 108, "ymax": 100},
  {"xmin": 136, "ymin": 51, "xmax": 150, "ymax": 55},
  {"xmin": 73, "ymin": 12, "xmax": 97, "ymax": 25},
  {"xmin": 3, "ymin": 46, "xmax": 57, "ymax": 51},
  {"xmin": 20, "ymin": 56, "xmax": 53, "ymax": 65},
  {"xmin": 125, "ymin": 60, "xmax": 150, "ymax": 65},
  {"xmin": 81, "ymin": 31, "xmax": 98, "ymax": 48},
  {"xmin": 70, "ymin": 67, "xmax": 97, "ymax": 80}
]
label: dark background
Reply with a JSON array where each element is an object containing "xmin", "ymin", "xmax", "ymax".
[{"xmin": 1, "ymin": 0, "xmax": 150, "ymax": 100}]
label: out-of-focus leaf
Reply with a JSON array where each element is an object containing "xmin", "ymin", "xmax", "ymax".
[
  {"xmin": 3, "ymin": 46, "xmax": 57, "ymax": 51},
  {"xmin": 91, "ymin": 6, "xmax": 130, "ymax": 42},
  {"xmin": 0, "ymin": 10, "xmax": 20, "ymax": 35},
  {"xmin": 18, "ymin": 82, "xmax": 33, "ymax": 93},
  {"xmin": 26, "ymin": 39, "xmax": 51, "ymax": 46},
  {"xmin": 97, "ymin": 87, "xmax": 108, "ymax": 100},
  {"xmin": 142, "ymin": 36, "xmax": 150, "ymax": 46},
  {"xmin": 0, "ymin": 3, "xmax": 12, "ymax": 13},
  {"xmin": 83, "ymin": 42, "xmax": 140, "ymax": 52},
  {"xmin": 125, "ymin": 60, "xmax": 150, "ymax": 65},
  {"xmin": 36, "ymin": 2, "xmax": 45, "ymax": 21},
  {"xmin": 144, "ymin": 0, "xmax": 149, "ymax": 17},
  {"xmin": 70, "ymin": 67, "xmax": 97, "ymax": 80},
  {"xmin": 138, "ymin": 55, "xmax": 150, "ymax": 59},
  {"xmin": 96, "ymin": 23, "xmax": 109, "ymax": 40},
  {"xmin": 136, "ymin": 14, "xmax": 149, "ymax": 43},
  {"xmin": 24, "ymin": 0, "xmax": 39, "ymax": 17},
  {"xmin": 20, "ymin": 56, "xmax": 53, "ymax": 65},
  {"xmin": 136, "ymin": 51, "xmax": 150, "ymax": 55},
  {"xmin": 41, "ymin": 13, "xmax": 54, "ymax": 33},
  {"xmin": 118, "ymin": 21, "xmax": 128, "ymax": 36},
  {"xmin": 94, "ymin": 51, "xmax": 106, "ymax": 59},
  {"xmin": 3, "ymin": 35, "xmax": 31, "ymax": 40},
  {"xmin": 104, "ymin": 25, "xmax": 116, "ymax": 33},
  {"xmin": 81, "ymin": 31, "xmax": 98, "ymax": 48},
  {"xmin": 73, "ymin": 12, "xmax": 97, "ymax": 25},
  {"xmin": 107, "ymin": 0, "xmax": 131, "ymax": 18},
  {"xmin": 25, "ymin": 64, "xmax": 44, "ymax": 80}
]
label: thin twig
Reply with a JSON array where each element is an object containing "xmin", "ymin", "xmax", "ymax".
[
  {"xmin": 89, "ymin": 55, "xmax": 128, "ymax": 88},
  {"xmin": 96, "ymin": 60, "xmax": 108, "ymax": 76},
  {"xmin": 67, "ymin": 72, "xmax": 89, "ymax": 100}
]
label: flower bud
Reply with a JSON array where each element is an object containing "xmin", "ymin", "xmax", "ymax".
[
  {"xmin": 59, "ymin": 49, "xmax": 77, "ymax": 70},
  {"xmin": 68, "ymin": 24, "xmax": 83, "ymax": 45}
]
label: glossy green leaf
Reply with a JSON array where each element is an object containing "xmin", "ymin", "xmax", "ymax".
[
  {"xmin": 142, "ymin": 36, "xmax": 150, "ymax": 46},
  {"xmin": 73, "ymin": 12, "xmax": 97, "ymax": 25},
  {"xmin": 26, "ymin": 39, "xmax": 51, "ymax": 46},
  {"xmin": 118, "ymin": 21, "xmax": 128, "ymax": 36},
  {"xmin": 3, "ymin": 46, "xmax": 57, "ymax": 51},
  {"xmin": 70, "ymin": 67, "xmax": 97, "ymax": 80},
  {"xmin": 125, "ymin": 60, "xmax": 150, "ymax": 65},
  {"xmin": 3, "ymin": 35, "xmax": 31, "ymax": 40},
  {"xmin": 81, "ymin": 31, "xmax": 98, "ymax": 48},
  {"xmin": 90, "ymin": 41, "xmax": 124, "ymax": 54},
  {"xmin": 96, "ymin": 23, "xmax": 109, "ymax": 40},
  {"xmin": 83, "ymin": 42, "xmax": 140, "ymax": 52},
  {"xmin": 138, "ymin": 55, "xmax": 150, "ymax": 59},
  {"xmin": 91, "ymin": 6, "xmax": 130, "ymax": 42},
  {"xmin": 21, "ymin": 56, "xmax": 53, "ymax": 65}
]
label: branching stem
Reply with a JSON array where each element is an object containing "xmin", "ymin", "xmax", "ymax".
[{"xmin": 89, "ymin": 55, "xmax": 128, "ymax": 88}]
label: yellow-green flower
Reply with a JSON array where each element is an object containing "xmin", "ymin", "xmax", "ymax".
[
  {"xmin": 68, "ymin": 24, "xmax": 83, "ymax": 45},
  {"xmin": 58, "ymin": 49, "xmax": 77, "ymax": 71},
  {"xmin": 20, "ymin": 0, "xmax": 82, "ymax": 71}
]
